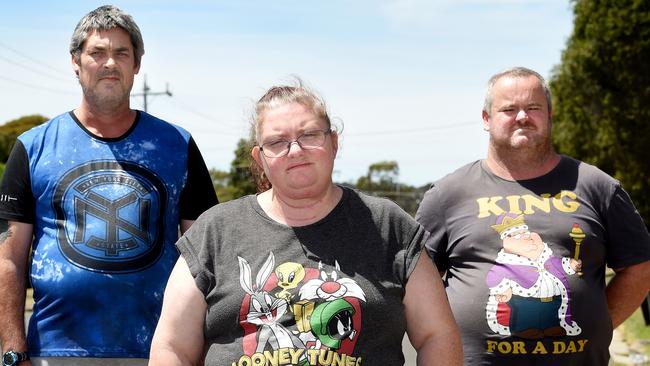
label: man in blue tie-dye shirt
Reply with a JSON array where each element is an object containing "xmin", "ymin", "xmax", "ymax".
[{"xmin": 0, "ymin": 5, "xmax": 218, "ymax": 366}]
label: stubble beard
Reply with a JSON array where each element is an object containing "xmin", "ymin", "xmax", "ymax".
[
  {"xmin": 490, "ymin": 132, "xmax": 554, "ymax": 167},
  {"xmin": 81, "ymin": 82, "xmax": 132, "ymax": 114}
]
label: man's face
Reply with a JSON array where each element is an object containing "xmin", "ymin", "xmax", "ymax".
[
  {"xmin": 72, "ymin": 28, "xmax": 139, "ymax": 110},
  {"xmin": 482, "ymin": 75, "xmax": 552, "ymax": 152},
  {"xmin": 502, "ymin": 229, "xmax": 544, "ymax": 259}
]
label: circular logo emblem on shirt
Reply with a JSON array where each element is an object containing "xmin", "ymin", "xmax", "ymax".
[{"xmin": 53, "ymin": 161, "xmax": 168, "ymax": 273}]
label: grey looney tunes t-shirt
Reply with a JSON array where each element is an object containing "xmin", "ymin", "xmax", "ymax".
[
  {"xmin": 177, "ymin": 186, "xmax": 425, "ymax": 366},
  {"xmin": 416, "ymin": 156, "xmax": 650, "ymax": 366}
]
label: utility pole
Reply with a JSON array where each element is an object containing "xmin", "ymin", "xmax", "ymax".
[{"xmin": 131, "ymin": 74, "xmax": 172, "ymax": 112}]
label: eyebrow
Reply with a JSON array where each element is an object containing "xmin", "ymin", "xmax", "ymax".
[
  {"xmin": 87, "ymin": 45, "xmax": 131, "ymax": 53},
  {"xmin": 497, "ymin": 102, "xmax": 544, "ymax": 109}
]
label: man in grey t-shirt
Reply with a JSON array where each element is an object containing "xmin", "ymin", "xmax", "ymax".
[{"xmin": 416, "ymin": 66, "xmax": 650, "ymax": 365}]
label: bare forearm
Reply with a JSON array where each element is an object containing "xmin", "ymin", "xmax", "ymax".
[
  {"xmin": 0, "ymin": 258, "xmax": 28, "ymax": 352},
  {"xmin": 0, "ymin": 221, "xmax": 31, "ymax": 353},
  {"xmin": 149, "ymin": 257, "xmax": 206, "ymax": 366},
  {"xmin": 416, "ymin": 334, "xmax": 463, "ymax": 366},
  {"xmin": 406, "ymin": 253, "xmax": 463, "ymax": 366},
  {"xmin": 148, "ymin": 346, "xmax": 201, "ymax": 366},
  {"xmin": 607, "ymin": 261, "xmax": 650, "ymax": 328}
]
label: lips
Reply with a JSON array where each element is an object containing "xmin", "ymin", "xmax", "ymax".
[
  {"xmin": 98, "ymin": 72, "xmax": 121, "ymax": 81},
  {"xmin": 286, "ymin": 162, "xmax": 311, "ymax": 171}
]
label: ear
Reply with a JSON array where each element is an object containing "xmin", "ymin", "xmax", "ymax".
[
  {"xmin": 482, "ymin": 110, "xmax": 490, "ymax": 131},
  {"xmin": 330, "ymin": 131, "xmax": 339, "ymax": 157},
  {"xmin": 256, "ymin": 252, "xmax": 275, "ymax": 289},
  {"xmin": 72, "ymin": 55, "xmax": 80, "ymax": 76},
  {"xmin": 251, "ymin": 145, "xmax": 263, "ymax": 168},
  {"xmin": 133, "ymin": 60, "xmax": 141, "ymax": 75},
  {"xmin": 238, "ymin": 256, "xmax": 253, "ymax": 294}
]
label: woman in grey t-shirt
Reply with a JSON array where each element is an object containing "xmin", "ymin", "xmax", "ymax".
[{"xmin": 149, "ymin": 79, "xmax": 462, "ymax": 366}]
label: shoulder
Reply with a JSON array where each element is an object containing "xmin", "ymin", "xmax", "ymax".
[
  {"xmin": 561, "ymin": 155, "xmax": 620, "ymax": 193},
  {"xmin": 193, "ymin": 195, "xmax": 256, "ymax": 225},
  {"xmin": 435, "ymin": 160, "xmax": 483, "ymax": 188},
  {"xmin": 18, "ymin": 112, "xmax": 72, "ymax": 142},
  {"xmin": 573, "ymin": 157, "xmax": 617, "ymax": 183},
  {"xmin": 344, "ymin": 186, "xmax": 404, "ymax": 214},
  {"xmin": 137, "ymin": 111, "xmax": 192, "ymax": 142},
  {"xmin": 17, "ymin": 113, "xmax": 75, "ymax": 153},
  {"xmin": 420, "ymin": 160, "xmax": 482, "ymax": 206},
  {"xmin": 341, "ymin": 186, "xmax": 417, "ymax": 229}
]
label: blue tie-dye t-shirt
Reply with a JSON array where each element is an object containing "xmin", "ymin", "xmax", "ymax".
[{"xmin": 12, "ymin": 111, "xmax": 200, "ymax": 357}]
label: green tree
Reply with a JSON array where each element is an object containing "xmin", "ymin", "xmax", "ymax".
[
  {"xmin": 355, "ymin": 161, "xmax": 423, "ymax": 215},
  {"xmin": 550, "ymin": 0, "xmax": 650, "ymax": 223},
  {"xmin": 208, "ymin": 138, "xmax": 258, "ymax": 202},
  {"xmin": 356, "ymin": 160, "xmax": 399, "ymax": 192},
  {"xmin": 229, "ymin": 138, "xmax": 257, "ymax": 198},
  {"xmin": 0, "ymin": 115, "xmax": 48, "ymax": 162},
  {"xmin": 209, "ymin": 168, "xmax": 237, "ymax": 202},
  {"xmin": 0, "ymin": 162, "xmax": 5, "ymax": 180}
]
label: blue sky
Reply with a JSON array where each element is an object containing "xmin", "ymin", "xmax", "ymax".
[{"xmin": 0, "ymin": 1, "xmax": 574, "ymax": 186}]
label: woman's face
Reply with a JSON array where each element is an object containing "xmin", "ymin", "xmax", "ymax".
[{"xmin": 252, "ymin": 102, "xmax": 338, "ymax": 199}]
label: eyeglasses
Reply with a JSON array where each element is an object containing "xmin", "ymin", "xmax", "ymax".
[{"xmin": 259, "ymin": 129, "xmax": 331, "ymax": 158}]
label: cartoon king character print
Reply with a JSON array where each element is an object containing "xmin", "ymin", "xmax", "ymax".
[
  {"xmin": 485, "ymin": 213, "xmax": 582, "ymax": 339},
  {"xmin": 237, "ymin": 252, "xmax": 366, "ymax": 366}
]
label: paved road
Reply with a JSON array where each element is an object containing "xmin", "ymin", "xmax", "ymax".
[
  {"xmin": 22, "ymin": 289, "xmax": 628, "ymax": 366},
  {"xmin": 402, "ymin": 335, "xmax": 417, "ymax": 365}
]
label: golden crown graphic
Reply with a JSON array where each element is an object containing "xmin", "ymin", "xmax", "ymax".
[{"xmin": 491, "ymin": 214, "xmax": 526, "ymax": 236}]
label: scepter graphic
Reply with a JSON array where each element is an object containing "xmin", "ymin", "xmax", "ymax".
[{"xmin": 569, "ymin": 223, "xmax": 585, "ymax": 276}]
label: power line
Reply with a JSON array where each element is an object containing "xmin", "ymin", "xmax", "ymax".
[
  {"xmin": 130, "ymin": 74, "xmax": 171, "ymax": 112},
  {"xmin": 127, "ymin": 77, "xmax": 245, "ymax": 137},
  {"xmin": 0, "ymin": 75, "xmax": 77, "ymax": 95},
  {"xmin": 346, "ymin": 121, "xmax": 477, "ymax": 137},
  {"xmin": 0, "ymin": 54, "xmax": 73, "ymax": 84},
  {"xmin": 0, "ymin": 41, "xmax": 71, "ymax": 78},
  {"xmin": 168, "ymin": 97, "xmax": 245, "ymax": 130}
]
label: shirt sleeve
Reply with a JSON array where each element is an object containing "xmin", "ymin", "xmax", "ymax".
[
  {"xmin": 401, "ymin": 222, "xmax": 427, "ymax": 283},
  {"xmin": 179, "ymin": 137, "xmax": 219, "ymax": 220},
  {"xmin": 386, "ymin": 200, "xmax": 427, "ymax": 287},
  {"xmin": 415, "ymin": 183, "xmax": 450, "ymax": 272},
  {"xmin": 176, "ymin": 234, "xmax": 215, "ymax": 297},
  {"xmin": 604, "ymin": 184, "xmax": 650, "ymax": 268},
  {"xmin": 0, "ymin": 140, "xmax": 35, "ymax": 223}
]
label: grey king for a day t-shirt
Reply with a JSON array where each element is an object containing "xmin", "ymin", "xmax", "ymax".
[{"xmin": 416, "ymin": 156, "xmax": 650, "ymax": 366}]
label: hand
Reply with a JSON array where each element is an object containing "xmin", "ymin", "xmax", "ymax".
[
  {"xmin": 570, "ymin": 259, "xmax": 582, "ymax": 272},
  {"xmin": 495, "ymin": 288, "xmax": 512, "ymax": 303}
]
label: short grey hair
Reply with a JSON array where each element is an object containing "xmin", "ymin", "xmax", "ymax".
[
  {"xmin": 483, "ymin": 67, "xmax": 552, "ymax": 116},
  {"xmin": 70, "ymin": 5, "xmax": 144, "ymax": 67}
]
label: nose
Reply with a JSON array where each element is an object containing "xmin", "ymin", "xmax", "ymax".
[
  {"xmin": 104, "ymin": 55, "xmax": 116, "ymax": 68},
  {"xmin": 516, "ymin": 109, "xmax": 528, "ymax": 122},
  {"xmin": 286, "ymin": 141, "xmax": 304, "ymax": 155}
]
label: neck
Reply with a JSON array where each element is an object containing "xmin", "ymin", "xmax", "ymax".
[
  {"xmin": 258, "ymin": 184, "xmax": 342, "ymax": 227},
  {"xmin": 486, "ymin": 145, "xmax": 560, "ymax": 180},
  {"xmin": 74, "ymin": 101, "xmax": 136, "ymax": 138}
]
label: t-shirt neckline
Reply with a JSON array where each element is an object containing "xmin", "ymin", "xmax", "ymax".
[{"xmin": 248, "ymin": 185, "xmax": 349, "ymax": 229}]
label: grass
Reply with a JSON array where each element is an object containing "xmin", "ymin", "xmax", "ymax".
[{"xmin": 622, "ymin": 307, "xmax": 650, "ymax": 354}]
